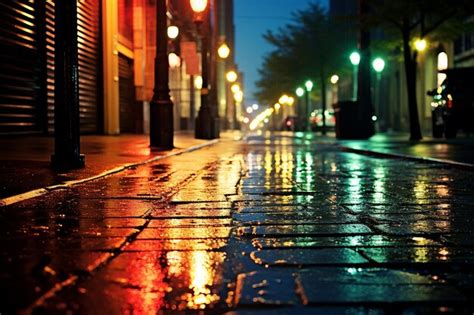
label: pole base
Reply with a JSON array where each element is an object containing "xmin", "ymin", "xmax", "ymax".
[
  {"xmin": 195, "ymin": 107, "xmax": 215, "ymax": 139},
  {"xmin": 51, "ymin": 154, "xmax": 85, "ymax": 170},
  {"xmin": 150, "ymin": 99, "xmax": 174, "ymax": 149}
]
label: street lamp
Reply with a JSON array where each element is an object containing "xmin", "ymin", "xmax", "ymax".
[
  {"xmin": 305, "ymin": 80, "xmax": 314, "ymax": 92},
  {"xmin": 372, "ymin": 57, "xmax": 385, "ymax": 130},
  {"xmin": 350, "ymin": 51, "xmax": 360, "ymax": 101},
  {"xmin": 167, "ymin": 25, "xmax": 179, "ymax": 39},
  {"xmin": 226, "ymin": 70, "xmax": 238, "ymax": 83},
  {"xmin": 231, "ymin": 83, "xmax": 240, "ymax": 94},
  {"xmin": 234, "ymin": 90, "xmax": 243, "ymax": 103},
  {"xmin": 190, "ymin": 0, "xmax": 207, "ymax": 13},
  {"xmin": 304, "ymin": 80, "xmax": 313, "ymax": 131},
  {"xmin": 191, "ymin": 0, "xmax": 216, "ymax": 139},
  {"xmin": 287, "ymin": 96, "xmax": 295, "ymax": 106},
  {"xmin": 372, "ymin": 57, "xmax": 385, "ymax": 73},
  {"xmin": 168, "ymin": 52, "xmax": 181, "ymax": 68},
  {"xmin": 296, "ymin": 87, "xmax": 304, "ymax": 97},
  {"xmin": 149, "ymin": 0, "xmax": 174, "ymax": 148},
  {"xmin": 295, "ymin": 87, "xmax": 304, "ymax": 129},
  {"xmin": 218, "ymin": 43, "xmax": 230, "ymax": 59},
  {"xmin": 330, "ymin": 74, "xmax": 339, "ymax": 110},
  {"xmin": 414, "ymin": 38, "xmax": 427, "ymax": 52},
  {"xmin": 279, "ymin": 94, "xmax": 289, "ymax": 105}
]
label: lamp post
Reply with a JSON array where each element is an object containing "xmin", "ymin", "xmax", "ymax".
[
  {"xmin": 51, "ymin": 0, "xmax": 84, "ymax": 169},
  {"xmin": 305, "ymin": 80, "xmax": 313, "ymax": 132},
  {"xmin": 330, "ymin": 74, "xmax": 339, "ymax": 106},
  {"xmin": 372, "ymin": 57, "xmax": 385, "ymax": 130},
  {"xmin": 350, "ymin": 51, "xmax": 360, "ymax": 101},
  {"xmin": 296, "ymin": 87, "xmax": 304, "ymax": 130},
  {"xmin": 218, "ymin": 43, "xmax": 230, "ymax": 59},
  {"xmin": 192, "ymin": 0, "xmax": 215, "ymax": 139},
  {"xmin": 149, "ymin": 0, "xmax": 174, "ymax": 148}
]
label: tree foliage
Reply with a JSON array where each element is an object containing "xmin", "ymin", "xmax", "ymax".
[
  {"xmin": 364, "ymin": 0, "xmax": 474, "ymax": 140},
  {"xmin": 255, "ymin": 3, "xmax": 354, "ymax": 105}
]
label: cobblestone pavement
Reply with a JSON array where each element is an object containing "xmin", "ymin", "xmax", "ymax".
[{"xmin": 1, "ymin": 133, "xmax": 474, "ymax": 314}]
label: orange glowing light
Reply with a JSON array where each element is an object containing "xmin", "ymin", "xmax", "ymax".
[{"xmin": 190, "ymin": 0, "xmax": 208, "ymax": 13}]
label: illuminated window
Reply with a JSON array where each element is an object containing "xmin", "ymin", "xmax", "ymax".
[{"xmin": 437, "ymin": 52, "xmax": 448, "ymax": 87}]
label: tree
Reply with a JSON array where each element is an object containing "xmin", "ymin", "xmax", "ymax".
[
  {"xmin": 365, "ymin": 0, "xmax": 474, "ymax": 140},
  {"xmin": 256, "ymin": 3, "xmax": 354, "ymax": 132}
]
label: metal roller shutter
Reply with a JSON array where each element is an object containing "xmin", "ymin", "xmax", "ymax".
[
  {"xmin": 77, "ymin": 0, "xmax": 101, "ymax": 133},
  {"xmin": 46, "ymin": 0, "xmax": 102, "ymax": 134},
  {"xmin": 0, "ymin": 0, "xmax": 41, "ymax": 134}
]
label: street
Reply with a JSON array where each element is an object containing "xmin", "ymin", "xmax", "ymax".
[{"xmin": 1, "ymin": 132, "xmax": 473, "ymax": 314}]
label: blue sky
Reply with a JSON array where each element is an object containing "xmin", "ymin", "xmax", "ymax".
[{"xmin": 234, "ymin": 0, "xmax": 328, "ymax": 104}]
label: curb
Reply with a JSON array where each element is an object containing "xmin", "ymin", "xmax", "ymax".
[
  {"xmin": 340, "ymin": 145, "xmax": 474, "ymax": 171},
  {"xmin": 0, "ymin": 139, "xmax": 219, "ymax": 207}
]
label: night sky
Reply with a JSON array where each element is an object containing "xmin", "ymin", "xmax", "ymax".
[{"xmin": 234, "ymin": 0, "xmax": 329, "ymax": 104}]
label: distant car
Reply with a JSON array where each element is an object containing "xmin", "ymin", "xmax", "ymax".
[
  {"xmin": 427, "ymin": 67, "xmax": 474, "ymax": 138},
  {"xmin": 310, "ymin": 109, "xmax": 336, "ymax": 132}
]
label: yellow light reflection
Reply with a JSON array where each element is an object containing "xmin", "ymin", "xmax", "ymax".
[{"xmin": 187, "ymin": 251, "xmax": 220, "ymax": 309}]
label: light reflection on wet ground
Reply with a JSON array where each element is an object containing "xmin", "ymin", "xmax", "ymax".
[
  {"xmin": 229, "ymin": 133, "xmax": 473, "ymax": 312},
  {"xmin": 1, "ymin": 134, "xmax": 474, "ymax": 313}
]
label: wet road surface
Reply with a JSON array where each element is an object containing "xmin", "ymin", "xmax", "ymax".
[{"xmin": 1, "ymin": 133, "xmax": 473, "ymax": 314}]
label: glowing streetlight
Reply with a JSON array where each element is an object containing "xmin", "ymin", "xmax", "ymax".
[
  {"xmin": 350, "ymin": 51, "xmax": 361, "ymax": 66},
  {"xmin": 191, "ymin": 0, "xmax": 215, "ymax": 139},
  {"xmin": 217, "ymin": 43, "xmax": 230, "ymax": 59},
  {"xmin": 190, "ymin": 0, "xmax": 208, "ymax": 13},
  {"xmin": 372, "ymin": 58, "xmax": 385, "ymax": 129},
  {"xmin": 287, "ymin": 96, "xmax": 295, "ymax": 106},
  {"xmin": 231, "ymin": 83, "xmax": 240, "ymax": 94},
  {"xmin": 168, "ymin": 53, "xmax": 181, "ymax": 68},
  {"xmin": 194, "ymin": 76, "xmax": 203, "ymax": 89},
  {"xmin": 372, "ymin": 57, "xmax": 385, "ymax": 73},
  {"xmin": 330, "ymin": 74, "xmax": 339, "ymax": 84},
  {"xmin": 279, "ymin": 94, "xmax": 289, "ymax": 105},
  {"xmin": 234, "ymin": 90, "xmax": 243, "ymax": 103},
  {"xmin": 303, "ymin": 81, "xmax": 313, "ymax": 131},
  {"xmin": 296, "ymin": 87, "xmax": 304, "ymax": 97},
  {"xmin": 226, "ymin": 70, "xmax": 238, "ymax": 83},
  {"xmin": 414, "ymin": 38, "xmax": 427, "ymax": 52},
  {"xmin": 350, "ymin": 51, "xmax": 361, "ymax": 100},
  {"xmin": 246, "ymin": 107, "xmax": 253, "ymax": 114},
  {"xmin": 167, "ymin": 25, "xmax": 179, "ymax": 39},
  {"xmin": 252, "ymin": 104, "xmax": 259, "ymax": 110}
]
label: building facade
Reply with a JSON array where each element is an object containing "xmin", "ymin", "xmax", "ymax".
[{"xmin": 0, "ymin": 0, "xmax": 236, "ymax": 136}]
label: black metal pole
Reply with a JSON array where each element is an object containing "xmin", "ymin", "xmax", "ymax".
[
  {"xmin": 51, "ymin": 0, "xmax": 84, "ymax": 169},
  {"xmin": 305, "ymin": 91, "xmax": 310, "ymax": 131},
  {"xmin": 195, "ymin": 11, "xmax": 215, "ymax": 139},
  {"xmin": 189, "ymin": 75, "xmax": 195, "ymax": 130},
  {"xmin": 357, "ymin": 0, "xmax": 374, "ymax": 138},
  {"xmin": 321, "ymin": 73, "xmax": 327, "ymax": 135},
  {"xmin": 150, "ymin": 0, "xmax": 174, "ymax": 148}
]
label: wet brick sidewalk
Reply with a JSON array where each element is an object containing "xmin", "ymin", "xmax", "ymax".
[{"xmin": 1, "ymin": 134, "xmax": 473, "ymax": 314}]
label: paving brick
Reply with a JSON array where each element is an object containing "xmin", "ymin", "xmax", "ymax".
[
  {"xmin": 295, "ymin": 268, "xmax": 466, "ymax": 304},
  {"xmin": 250, "ymin": 248, "xmax": 369, "ymax": 266},
  {"xmin": 360, "ymin": 247, "xmax": 474, "ymax": 265},
  {"xmin": 238, "ymin": 224, "xmax": 373, "ymax": 237},
  {"xmin": 251, "ymin": 235, "xmax": 441, "ymax": 249},
  {"xmin": 233, "ymin": 271, "xmax": 298, "ymax": 306}
]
